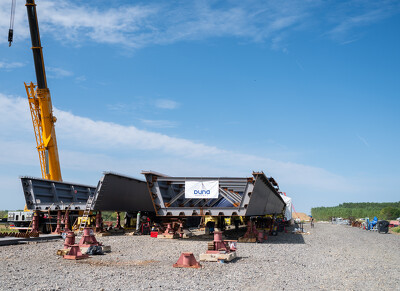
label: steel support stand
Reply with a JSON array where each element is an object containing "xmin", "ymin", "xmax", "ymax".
[
  {"xmin": 95, "ymin": 211, "xmax": 103, "ymax": 232},
  {"xmin": 53, "ymin": 210, "xmax": 62, "ymax": 234},
  {"xmin": 31, "ymin": 210, "xmax": 40, "ymax": 234},
  {"xmin": 64, "ymin": 209, "xmax": 70, "ymax": 232},
  {"xmin": 115, "ymin": 212, "xmax": 122, "ymax": 229}
]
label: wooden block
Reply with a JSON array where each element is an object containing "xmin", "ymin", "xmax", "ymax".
[
  {"xmin": 238, "ymin": 237, "xmax": 257, "ymax": 243},
  {"xmin": 56, "ymin": 249, "xmax": 69, "ymax": 256},
  {"xmin": 102, "ymin": 245, "xmax": 111, "ymax": 253},
  {"xmin": 182, "ymin": 232, "xmax": 193, "ymax": 238},
  {"xmin": 157, "ymin": 233, "xmax": 179, "ymax": 239},
  {"xmin": 199, "ymin": 251, "xmax": 237, "ymax": 262}
]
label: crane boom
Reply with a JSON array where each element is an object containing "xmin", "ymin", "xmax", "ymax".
[{"xmin": 25, "ymin": 0, "xmax": 62, "ymax": 181}]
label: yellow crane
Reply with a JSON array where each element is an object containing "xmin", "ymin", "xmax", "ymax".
[
  {"xmin": 7, "ymin": 0, "xmax": 70, "ymax": 232},
  {"xmin": 24, "ymin": 0, "xmax": 62, "ymax": 181},
  {"xmin": 9, "ymin": 1, "xmax": 98, "ymax": 232}
]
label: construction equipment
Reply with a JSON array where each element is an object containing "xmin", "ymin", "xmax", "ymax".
[
  {"xmin": 77, "ymin": 195, "xmax": 95, "ymax": 235},
  {"xmin": 7, "ymin": 1, "xmax": 97, "ymax": 234},
  {"xmin": 24, "ymin": 0, "xmax": 62, "ymax": 181}
]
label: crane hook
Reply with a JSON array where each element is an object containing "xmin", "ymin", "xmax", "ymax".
[{"xmin": 8, "ymin": 0, "xmax": 17, "ymax": 47}]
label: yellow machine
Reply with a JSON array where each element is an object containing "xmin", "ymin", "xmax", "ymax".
[
  {"xmin": 73, "ymin": 216, "xmax": 96, "ymax": 230},
  {"xmin": 204, "ymin": 216, "xmax": 244, "ymax": 226},
  {"xmin": 204, "ymin": 216, "xmax": 218, "ymax": 225},
  {"xmin": 24, "ymin": 0, "xmax": 62, "ymax": 181}
]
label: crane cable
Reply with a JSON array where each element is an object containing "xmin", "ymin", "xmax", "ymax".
[{"xmin": 8, "ymin": 0, "xmax": 16, "ymax": 47}]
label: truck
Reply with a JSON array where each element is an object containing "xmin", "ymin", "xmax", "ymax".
[
  {"xmin": 7, "ymin": 209, "xmax": 95, "ymax": 234},
  {"xmin": 7, "ymin": 211, "xmax": 33, "ymax": 232}
]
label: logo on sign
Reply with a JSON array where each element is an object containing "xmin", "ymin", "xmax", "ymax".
[
  {"xmin": 185, "ymin": 180, "xmax": 219, "ymax": 199},
  {"xmin": 194, "ymin": 190, "xmax": 210, "ymax": 195}
]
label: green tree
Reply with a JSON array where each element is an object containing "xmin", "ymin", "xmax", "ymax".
[
  {"xmin": 311, "ymin": 202, "xmax": 400, "ymax": 221},
  {"xmin": 380, "ymin": 207, "xmax": 400, "ymax": 220}
]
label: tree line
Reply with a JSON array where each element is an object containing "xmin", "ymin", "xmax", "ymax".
[{"xmin": 311, "ymin": 201, "xmax": 400, "ymax": 221}]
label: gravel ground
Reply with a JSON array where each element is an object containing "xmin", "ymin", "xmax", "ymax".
[{"xmin": 0, "ymin": 223, "xmax": 399, "ymax": 291}]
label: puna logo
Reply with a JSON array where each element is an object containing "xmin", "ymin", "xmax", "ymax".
[{"xmin": 194, "ymin": 190, "xmax": 211, "ymax": 195}]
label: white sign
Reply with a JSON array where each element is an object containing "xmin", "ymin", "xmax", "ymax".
[{"xmin": 185, "ymin": 180, "xmax": 219, "ymax": 199}]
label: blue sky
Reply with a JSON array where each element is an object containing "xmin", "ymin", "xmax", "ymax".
[{"xmin": 0, "ymin": 0, "xmax": 399, "ymax": 214}]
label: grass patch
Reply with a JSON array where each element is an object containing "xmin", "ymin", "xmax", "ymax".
[
  {"xmin": 391, "ymin": 226, "xmax": 400, "ymax": 234},
  {"xmin": 0, "ymin": 224, "xmax": 19, "ymax": 233},
  {"xmin": 102, "ymin": 211, "xmax": 118, "ymax": 222}
]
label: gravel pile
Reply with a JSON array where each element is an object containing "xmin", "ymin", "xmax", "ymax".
[{"xmin": 0, "ymin": 223, "xmax": 399, "ymax": 291}]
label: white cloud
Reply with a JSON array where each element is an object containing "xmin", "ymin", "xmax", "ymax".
[
  {"xmin": 0, "ymin": 61, "xmax": 25, "ymax": 70},
  {"xmin": 326, "ymin": 1, "xmax": 400, "ymax": 40},
  {"xmin": 46, "ymin": 66, "xmax": 73, "ymax": 79},
  {"xmin": 329, "ymin": 10, "xmax": 387, "ymax": 37},
  {"xmin": 0, "ymin": 0, "xmax": 397, "ymax": 56},
  {"xmin": 106, "ymin": 98, "xmax": 178, "ymax": 113},
  {"xmin": 140, "ymin": 119, "xmax": 178, "ymax": 128},
  {"xmin": 2, "ymin": 1, "xmax": 395, "ymax": 49},
  {"xmin": 54, "ymin": 109, "xmax": 225, "ymax": 158},
  {"xmin": 356, "ymin": 134, "xmax": 370, "ymax": 147},
  {"xmin": 107, "ymin": 103, "xmax": 128, "ymax": 112},
  {"xmin": 4, "ymin": 92, "xmax": 400, "ymax": 212},
  {"xmin": 0, "ymin": 175, "xmax": 27, "ymax": 210},
  {"xmin": 0, "ymin": 94, "xmax": 31, "ymax": 132},
  {"xmin": 0, "ymin": 93, "xmax": 356, "ymax": 195},
  {"xmin": 0, "ymin": 1, "xmax": 30, "ymax": 42},
  {"xmin": 155, "ymin": 99, "xmax": 179, "ymax": 110},
  {"xmin": 75, "ymin": 76, "xmax": 86, "ymax": 82}
]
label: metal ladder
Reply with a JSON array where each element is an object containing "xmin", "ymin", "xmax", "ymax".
[{"xmin": 77, "ymin": 195, "xmax": 95, "ymax": 235}]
